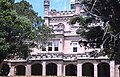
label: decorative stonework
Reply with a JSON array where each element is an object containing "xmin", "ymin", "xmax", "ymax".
[
  {"xmin": 50, "ymin": 17, "xmax": 72, "ymax": 23},
  {"xmin": 27, "ymin": 52, "xmax": 109, "ymax": 61},
  {"xmin": 48, "ymin": 10, "xmax": 75, "ymax": 17}
]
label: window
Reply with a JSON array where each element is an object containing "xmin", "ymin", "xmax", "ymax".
[
  {"xmin": 41, "ymin": 44, "xmax": 46, "ymax": 51},
  {"xmin": 73, "ymin": 42, "xmax": 77, "ymax": 45},
  {"xmin": 42, "ymin": 46, "xmax": 46, "ymax": 51},
  {"xmin": 71, "ymin": 4, "xmax": 75, "ymax": 9},
  {"xmin": 73, "ymin": 47, "xmax": 77, "ymax": 52},
  {"xmin": 72, "ymin": 42, "xmax": 78, "ymax": 52},
  {"xmin": 48, "ymin": 42, "xmax": 52, "ymax": 51},
  {"xmin": 41, "ymin": 41, "xmax": 59, "ymax": 52},
  {"xmin": 54, "ymin": 41, "xmax": 59, "ymax": 51}
]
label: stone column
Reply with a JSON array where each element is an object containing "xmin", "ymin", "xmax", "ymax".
[
  {"xmin": 26, "ymin": 64, "xmax": 31, "ymax": 76},
  {"xmin": 110, "ymin": 61, "xmax": 115, "ymax": 77},
  {"xmin": 42, "ymin": 61, "xmax": 46, "ymax": 76},
  {"xmin": 115, "ymin": 65, "xmax": 120, "ymax": 77},
  {"xmin": 63, "ymin": 65, "xmax": 66, "ymax": 76},
  {"xmin": 9, "ymin": 65, "xmax": 15, "ymax": 76},
  {"xmin": 77, "ymin": 63, "xmax": 82, "ymax": 76},
  {"xmin": 57, "ymin": 63, "xmax": 62, "ymax": 76},
  {"xmin": 94, "ymin": 63, "xmax": 98, "ymax": 77}
]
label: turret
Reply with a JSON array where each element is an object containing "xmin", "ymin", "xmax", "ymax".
[
  {"xmin": 44, "ymin": 0, "xmax": 50, "ymax": 16},
  {"xmin": 75, "ymin": 0, "xmax": 81, "ymax": 14},
  {"xmin": 70, "ymin": 0, "xmax": 75, "ymax": 10}
]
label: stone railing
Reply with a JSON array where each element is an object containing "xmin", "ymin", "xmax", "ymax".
[
  {"xmin": 5, "ymin": 49, "xmax": 108, "ymax": 62},
  {"xmin": 29, "ymin": 53, "xmax": 63, "ymax": 60},
  {"xmin": 28, "ymin": 50, "xmax": 108, "ymax": 61}
]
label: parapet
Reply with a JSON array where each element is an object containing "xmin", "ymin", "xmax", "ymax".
[{"xmin": 48, "ymin": 9, "xmax": 76, "ymax": 17}]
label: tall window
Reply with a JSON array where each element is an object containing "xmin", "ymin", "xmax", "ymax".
[
  {"xmin": 41, "ymin": 43, "xmax": 46, "ymax": 51},
  {"xmin": 72, "ymin": 42, "xmax": 78, "ymax": 52},
  {"xmin": 42, "ymin": 46, "xmax": 46, "ymax": 51},
  {"xmin": 54, "ymin": 41, "xmax": 59, "ymax": 51},
  {"xmin": 48, "ymin": 42, "xmax": 52, "ymax": 51}
]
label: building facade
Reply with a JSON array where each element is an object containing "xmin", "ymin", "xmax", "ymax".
[{"xmin": 6, "ymin": 0, "xmax": 120, "ymax": 77}]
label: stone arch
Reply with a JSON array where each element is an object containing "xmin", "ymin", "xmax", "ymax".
[
  {"xmin": 46, "ymin": 63, "xmax": 57, "ymax": 76},
  {"xmin": 57, "ymin": 23, "xmax": 65, "ymax": 29},
  {"xmin": 82, "ymin": 62, "xmax": 94, "ymax": 77},
  {"xmin": 65, "ymin": 64, "xmax": 77, "ymax": 76},
  {"xmin": 31, "ymin": 63, "xmax": 42, "ymax": 75},
  {"xmin": 98, "ymin": 62, "xmax": 110, "ymax": 77},
  {"xmin": 15, "ymin": 65, "xmax": 25, "ymax": 75}
]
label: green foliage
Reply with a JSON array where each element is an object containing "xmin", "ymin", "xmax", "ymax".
[
  {"xmin": 77, "ymin": 26, "xmax": 104, "ymax": 40},
  {"xmin": 13, "ymin": 0, "xmax": 38, "ymax": 23},
  {"xmin": 13, "ymin": 0, "xmax": 54, "ymax": 47},
  {"xmin": 0, "ymin": 0, "xmax": 54, "ymax": 75},
  {"xmin": 69, "ymin": 16, "xmax": 85, "ymax": 25},
  {"xmin": 0, "ymin": 0, "xmax": 34, "ymax": 63},
  {"xmin": 35, "ymin": 25, "xmax": 54, "ymax": 45},
  {"xmin": 0, "ymin": 0, "xmax": 54, "ymax": 66},
  {"xmin": 70, "ymin": 0, "xmax": 120, "ymax": 63},
  {"xmin": 69, "ymin": 16, "xmax": 104, "ymax": 40},
  {"xmin": 83, "ymin": 0, "xmax": 120, "ymax": 34}
]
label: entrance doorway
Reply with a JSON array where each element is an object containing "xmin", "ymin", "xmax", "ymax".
[
  {"xmin": 15, "ymin": 65, "xmax": 25, "ymax": 75},
  {"xmin": 65, "ymin": 64, "xmax": 77, "ymax": 76},
  {"xmin": 82, "ymin": 62, "xmax": 94, "ymax": 77},
  {"xmin": 31, "ymin": 63, "xmax": 42, "ymax": 75},
  {"xmin": 98, "ymin": 62, "xmax": 110, "ymax": 77},
  {"xmin": 46, "ymin": 63, "xmax": 57, "ymax": 76}
]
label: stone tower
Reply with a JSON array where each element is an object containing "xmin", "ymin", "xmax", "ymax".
[
  {"xmin": 44, "ymin": 0, "xmax": 50, "ymax": 26},
  {"xmin": 70, "ymin": 0, "xmax": 75, "ymax": 10},
  {"xmin": 44, "ymin": 0, "xmax": 50, "ymax": 16},
  {"xmin": 75, "ymin": 0, "xmax": 81, "ymax": 14}
]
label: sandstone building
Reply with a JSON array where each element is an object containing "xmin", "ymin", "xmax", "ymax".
[{"xmin": 6, "ymin": 0, "xmax": 120, "ymax": 77}]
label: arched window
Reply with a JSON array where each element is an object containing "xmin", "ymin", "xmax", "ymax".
[
  {"xmin": 57, "ymin": 23, "xmax": 65, "ymax": 30},
  {"xmin": 65, "ymin": 64, "xmax": 77, "ymax": 76},
  {"xmin": 15, "ymin": 65, "xmax": 25, "ymax": 75},
  {"xmin": 82, "ymin": 62, "xmax": 94, "ymax": 77},
  {"xmin": 31, "ymin": 63, "xmax": 42, "ymax": 75},
  {"xmin": 46, "ymin": 63, "xmax": 57, "ymax": 76},
  {"xmin": 98, "ymin": 62, "xmax": 110, "ymax": 77}
]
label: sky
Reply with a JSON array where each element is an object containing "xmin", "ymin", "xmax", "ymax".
[{"xmin": 15, "ymin": 0, "xmax": 70, "ymax": 17}]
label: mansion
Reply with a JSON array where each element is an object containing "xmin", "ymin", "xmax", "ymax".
[{"xmin": 5, "ymin": 0, "xmax": 120, "ymax": 77}]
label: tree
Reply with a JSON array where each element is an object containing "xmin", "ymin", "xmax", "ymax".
[
  {"xmin": 13, "ymin": 0, "xmax": 40, "ymax": 23},
  {"xmin": 0, "ymin": 0, "xmax": 33, "ymax": 61},
  {"xmin": 0, "ymin": 0, "xmax": 34, "ymax": 75},
  {"xmin": 13, "ymin": 0, "xmax": 54, "ymax": 48},
  {"xmin": 70, "ymin": 0, "xmax": 120, "ymax": 63},
  {"xmin": 0, "ymin": 0, "xmax": 54, "ymax": 75}
]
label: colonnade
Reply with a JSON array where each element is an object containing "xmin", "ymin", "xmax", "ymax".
[{"xmin": 8, "ymin": 60, "xmax": 115, "ymax": 77}]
